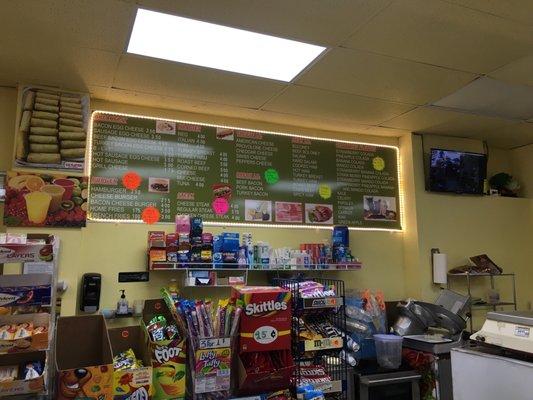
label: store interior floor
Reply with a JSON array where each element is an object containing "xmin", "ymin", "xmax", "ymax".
[{"xmin": 0, "ymin": 1, "xmax": 532, "ymax": 399}]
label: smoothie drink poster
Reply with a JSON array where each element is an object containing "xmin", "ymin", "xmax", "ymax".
[{"xmin": 3, "ymin": 171, "xmax": 88, "ymax": 227}]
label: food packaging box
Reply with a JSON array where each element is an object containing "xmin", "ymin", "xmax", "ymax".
[
  {"xmin": 0, "ymin": 350, "xmax": 46, "ymax": 396},
  {"xmin": 0, "ymin": 274, "xmax": 52, "ymax": 307},
  {"xmin": 235, "ymin": 351, "xmax": 294, "ymax": 395},
  {"xmin": 0, "ymin": 313, "xmax": 50, "ymax": 354},
  {"xmin": 108, "ymin": 325, "xmax": 152, "ymax": 400},
  {"xmin": 232, "ymin": 286, "xmax": 291, "ymax": 352},
  {"xmin": 0, "ymin": 234, "xmax": 54, "ymax": 263},
  {"xmin": 56, "ymin": 315, "xmax": 113, "ymax": 400},
  {"xmin": 148, "ymin": 231, "xmax": 166, "ymax": 249},
  {"xmin": 143, "ymin": 299, "xmax": 186, "ymax": 400},
  {"xmin": 192, "ymin": 337, "xmax": 232, "ymax": 394}
]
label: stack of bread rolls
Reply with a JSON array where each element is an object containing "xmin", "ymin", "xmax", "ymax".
[{"xmin": 16, "ymin": 89, "xmax": 86, "ymax": 165}]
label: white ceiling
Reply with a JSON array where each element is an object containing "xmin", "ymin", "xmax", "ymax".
[{"xmin": 0, "ymin": 0, "xmax": 532, "ymax": 148}]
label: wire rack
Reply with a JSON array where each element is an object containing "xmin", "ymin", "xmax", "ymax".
[{"xmin": 273, "ymin": 277, "xmax": 348, "ymax": 400}]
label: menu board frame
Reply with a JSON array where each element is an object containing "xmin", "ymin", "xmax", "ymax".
[{"xmin": 87, "ymin": 110, "xmax": 403, "ymax": 231}]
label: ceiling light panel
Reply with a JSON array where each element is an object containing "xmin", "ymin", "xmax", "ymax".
[{"xmin": 127, "ymin": 8, "xmax": 326, "ymax": 82}]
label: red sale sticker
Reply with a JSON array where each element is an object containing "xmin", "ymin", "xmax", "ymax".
[
  {"xmin": 141, "ymin": 206, "xmax": 160, "ymax": 224},
  {"xmin": 122, "ymin": 171, "xmax": 141, "ymax": 190}
]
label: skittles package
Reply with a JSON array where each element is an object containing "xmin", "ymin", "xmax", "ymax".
[{"xmin": 232, "ymin": 287, "xmax": 291, "ymax": 352}]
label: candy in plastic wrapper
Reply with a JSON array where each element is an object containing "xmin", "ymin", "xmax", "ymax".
[
  {"xmin": 165, "ymin": 324, "xmax": 179, "ymax": 340},
  {"xmin": 0, "ymin": 365, "xmax": 17, "ymax": 382},
  {"xmin": 22, "ymin": 360, "xmax": 43, "ymax": 380},
  {"xmin": 33, "ymin": 326, "xmax": 48, "ymax": 335},
  {"xmin": 113, "ymin": 348, "xmax": 137, "ymax": 371},
  {"xmin": 148, "ymin": 315, "xmax": 167, "ymax": 328},
  {"xmin": 0, "ymin": 324, "xmax": 16, "ymax": 340},
  {"xmin": 14, "ymin": 322, "xmax": 33, "ymax": 339}
]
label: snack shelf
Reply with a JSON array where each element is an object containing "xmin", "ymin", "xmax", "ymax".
[
  {"xmin": 0, "ymin": 235, "xmax": 59, "ymax": 399},
  {"xmin": 151, "ymin": 262, "xmax": 362, "ymax": 271},
  {"xmin": 273, "ymin": 277, "xmax": 348, "ymax": 399}
]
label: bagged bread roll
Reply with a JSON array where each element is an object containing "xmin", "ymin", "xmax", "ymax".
[
  {"xmin": 23, "ymin": 91, "xmax": 35, "ymax": 111},
  {"xmin": 30, "ymin": 144, "xmax": 59, "ymax": 153},
  {"xmin": 27, "ymin": 153, "xmax": 60, "ymax": 164},
  {"xmin": 59, "ymin": 111, "xmax": 82, "ymax": 121},
  {"xmin": 60, "ymin": 140, "xmax": 86, "ymax": 149},
  {"xmin": 60, "ymin": 101, "xmax": 82, "ymax": 110},
  {"xmin": 16, "ymin": 131, "xmax": 28, "ymax": 159},
  {"xmin": 35, "ymin": 97, "xmax": 58, "ymax": 106},
  {"xmin": 32, "ymin": 111, "xmax": 58, "ymax": 120},
  {"xmin": 59, "ymin": 125, "xmax": 84, "ymax": 132},
  {"xmin": 60, "ymin": 95, "xmax": 81, "ymax": 103},
  {"xmin": 31, "ymin": 118, "xmax": 57, "ymax": 128},
  {"xmin": 34, "ymin": 103, "xmax": 59, "ymax": 113},
  {"xmin": 59, "ymin": 131, "xmax": 86, "ymax": 140},
  {"xmin": 30, "ymin": 135, "xmax": 58, "ymax": 144},
  {"xmin": 61, "ymin": 106, "xmax": 83, "ymax": 114},
  {"xmin": 36, "ymin": 92, "xmax": 59, "ymax": 101},
  {"xmin": 30, "ymin": 127, "xmax": 58, "ymax": 136},
  {"xmin": 19, "ymin": 111, "xmax": 32, "ymax": 132},
  {"xmin": 59, "ymin": 118, "xmax": 83, "ymax": 128},
  {"xmin": 60, "ymin": 148, "xmax": 85, "ymax": 159}
]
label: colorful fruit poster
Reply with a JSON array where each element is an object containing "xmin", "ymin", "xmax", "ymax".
[{"xmin": 3, "ymin": 171, "xmax": 88, "ymax": 227}]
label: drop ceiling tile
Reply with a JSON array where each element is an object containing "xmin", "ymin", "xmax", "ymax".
[
  {"xmin": 137, "ymin": 0, "xmax": 392, "ymax": 46},
  {"xmin": 489, "ymin": 56, "xmax": 533, "ymax": 87},
  {"xmin": 0, "ymin": 44, "xmax": 119, "ymax": 92},
  {"xmin": 483, "ymin": 122, "xmax": 533, "ymax": 148},
  {"xmin": 113, "ymin": 55, "xmax": 287, "ymax": 108},
  {"xmin": 383, "ymin": 106, "xmax": 514, "ymax": 137},
  {"xmin": 0, "ymin": 0, "xmax": 135, "ymax": 53},
  {"xmin": 343, "ymin": 0, "xmax": 533, "ymax": 73},
  {"xmin": 297, "ymin": 47, "xmax": 477, "ymax": 105},
  {"xmin": 443, "ymin": 0, "xmax": 533, "ymax": 26},
  {"xmin": 262, "ymin": 86, "xmax": 414, "ymax": 125},
  {"xmin": 432, "ymin": 77, "xmax": 533, "ymax": 120}
]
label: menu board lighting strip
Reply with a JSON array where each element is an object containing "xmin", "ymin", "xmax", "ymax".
[{"xmin": 87, "ymin": 110, "xmax": 404, "ymax": 231}]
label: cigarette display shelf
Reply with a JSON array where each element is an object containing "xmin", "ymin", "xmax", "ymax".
[
  {"xmin": 0, "ymin": 235, "xmax": 60, "ymax": 399},
  {"xmin": 273, "ymin": 277, "xmax": 348, "ymax": 400}
]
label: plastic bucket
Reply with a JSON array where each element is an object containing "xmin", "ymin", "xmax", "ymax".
[{"xmin": 373, "ymin": 334, "xmax": 403, "ymax": 369}]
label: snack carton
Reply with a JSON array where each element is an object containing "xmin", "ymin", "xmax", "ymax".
[
  {"xmin": 232, "ymin": 287, "xmax": 291, "ymax": 353},
  {"xmin": 108, "ymin": 325, "xmax": 152, "ymax": 400},
  {"xmin": 0, "ymin": 234, "xmax": 55, "ymax": 263},
  {"xmin": 56, "ymin": 315, "xmax": 113, "ymax": 400},
  {"xmin": 143, "ymin": 299, "xmax": 186, "ymax": 400},
  {"xmin": 0, "ymin": 313, "xmax": 50, "ymax": 354},
  {"xmin": 0, "ymin": 274, "xmax": 52, "ymax": 307},
  {"xmin": 0, "ymin": 350, "xmax": 46, "ymax": 396}
]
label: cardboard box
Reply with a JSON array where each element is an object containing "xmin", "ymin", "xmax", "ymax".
[
  {"xmin": 0, "ymin": 350, "xmax": 46, "ymax": 396},
  {"xmin": 108, "ymin": 326, "xmax": 152, "ymax": 400},
  {"xmin": 56, "ymin": 315, "xmax": 113, "ymax": 400},
  {"xmin": 0, "ymin": 274, "xmax": 52, "ymax": 307},
  {"xmin": 0, "ymin": 313, "xmax": 50, "ymax": 354},
  {"xmin": 143, "ymin": 299, "xmax": 186, "ymax": 400},
  {"xmin": 236, "ymin": 352, "xmax": 294, "ymax": 395},
  {"xmin": 0, "ymin": 234, "xmax": 55, "ymax": 263},
  {"xmin": 232, "ymin": 287, "xmax": 291, "ymax": 352},
  {"xmin": 192, "ymin": 337, "xmax": 232, "ymax": 394}
]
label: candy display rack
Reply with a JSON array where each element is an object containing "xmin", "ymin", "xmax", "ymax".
[
  {"xmin": 0, "ymin": 234, "xmax": 59, "ymax": 399},
  {"xmin": 273, "ymin": 277, "xmax": 348, "ymax": 400}
]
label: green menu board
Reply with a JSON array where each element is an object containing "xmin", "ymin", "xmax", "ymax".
[{"xmin": 89, "ymin": 112, "xmax": 401, "ymax": 229}]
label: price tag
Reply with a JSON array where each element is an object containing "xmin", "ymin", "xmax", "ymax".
[
  {"xmin": 253, "ymin": 326, "xmax": 278, "ymax": 344},
  {"xmin": 304, "ymin": 337, "xmax": 343, "ymax": 351}
]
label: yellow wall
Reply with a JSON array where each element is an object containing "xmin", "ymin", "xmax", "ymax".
[
  {"xmin": 1, "ymin": 86, "xmax": 532, "ymax": 325},
  {"xmin": 511, "ymin": 144, "xmax": 533, "ymax": 198}
]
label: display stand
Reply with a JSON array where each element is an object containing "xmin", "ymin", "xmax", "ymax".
[
  {"xmin": 0, "ymin": 234, "xmax": 59, "ymax": 399},
  {"xmin": 274, "ymin": 277, "xmax": 348, "ymax": 399}
]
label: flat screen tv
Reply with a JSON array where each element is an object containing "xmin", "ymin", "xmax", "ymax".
[{"xmin": 428, "ymin": 148, "xmax": 487, "ymax": 194}]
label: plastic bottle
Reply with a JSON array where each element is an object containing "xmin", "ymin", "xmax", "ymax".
[{"xmin": 116, "ymin": 290, "xmax": 129, "ymax": 315}]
